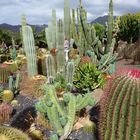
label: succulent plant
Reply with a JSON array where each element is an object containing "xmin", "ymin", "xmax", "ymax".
[
  {"xmin": 0, "ymin": 126, "xmax": 31, "ymax": 140},
  {"xmin": 36, "ymin": 84, "xmax": 96, "ymax": 139},
  {"xmin": 2, "ymin": 90, "xmax": 14, "ymax": 103},
  {"xmin": 0, "ymin": 103, "xmax": 13, "ymax": 124},
  {"xmin": 99, "ymin": 68, "xmax": 140, "ymax": 140},
  {"xmin": 73, "ymin": 63, "xmax": 105, "ymax": 93}
]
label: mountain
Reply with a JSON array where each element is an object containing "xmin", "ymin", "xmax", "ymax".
[
  {"xmin": 0, "ymin": 23, "xmax": 47, "ymax": 33},
  {"xmin": 0, "ymin": 15, "xmax": 117, "ymax": 33},
  {"xmin": 91, "ymin": 15, "xmax": 117, "ymax": 25}
]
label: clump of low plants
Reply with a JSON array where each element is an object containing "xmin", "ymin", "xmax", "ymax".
[{"xmin": 73, "ymin": 63, "xmax": 105, "ymax": 93}]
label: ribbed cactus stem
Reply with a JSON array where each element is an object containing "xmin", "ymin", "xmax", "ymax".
[
  {"xmin": 57, "ymin": 20, "xmax": 64, "ymax": 50},
  {"xmin": 60, "ymin": 93, "xmax": 76, "ymax": 140},
  {"xmin": 56, "ymin": 19, "xmax": 65, "ymax": 73},
  {"xmin": 105, "ymin": 0, "xmax": 114, "ymax": 54},
  {"xmin": 22, "ymin": 25, "xmax": 38, "ymax": 78},
  {"xmin": 64, "ymin": 0, "xmax": 70, "ymax": 39},
  {"xmin": 45, "ymin": 23, "xmax": 53, "ymax": 51},
  {"xmin": 66, "ymin": 62, "xmax": 75, "ymax": 90},
  {"xmin": 15, "ymin": 73, "xmax": 20, "ymax": 89},
  {"xmin": 21, "ymin": 14, "xmax": 26, "ymax": 50},
  {"xmin": 99, "ymin": 69, "xmax": 140, "ymax": 140},
  {"xmin": 71, "ymin": 9, "xmax": 78, "ymax": 41},
  {"xmin": 46, "ymin": 54, "xmax": 56, "ymax": 84},
  {"xmin": 52, "ymin": 9, "xmax": 57, "ymax": 48},
  {"xmin": 8, "ymin": 76, "xmax": 13, "ymax": 90}
]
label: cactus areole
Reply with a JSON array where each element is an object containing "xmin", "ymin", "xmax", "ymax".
[{"xmin": 99, "ymin": 68, "xmax": 140, "ymax": 140}]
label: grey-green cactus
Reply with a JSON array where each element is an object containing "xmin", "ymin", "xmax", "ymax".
[
  {"xmin": 8, "ymin": 76, "xmax": 13, "ymax": 90},
  {"xmin": 46, "ymin": 54, "xmax": 56, "ymax": 84},
  {"xmin": 35, "ymin": 84, "xmax": 96, "ymax": 139},
  {"xmin": 105, "ymin": 0, "xmax": 114, "ymax": 54},
  {"xmin": 56, "ymin": 19, "xmax": 65, "ymax": 73},
  {"xmin": 77, "ymin": 0, "xmax": 117, "ymax": 74},
  {"xmin": 22, "ymin": 25, "xmax": 38, "ymax": 77},
  {"xmin": 66, "ymin": 62, "xmax": 75, "ymax": 90},
  {"xmin": 52, "ymin": 9, "xmax": 57, "ymax": 48},
  {"xmin": 64, "ymin": 0, "xmax": 70, "ymax": 39},
  {"xmin": 45, "ymin": 23, "xmax": 53, "ymax": 51}
]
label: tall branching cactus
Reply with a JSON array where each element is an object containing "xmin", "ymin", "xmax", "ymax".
[
  {"xmin": 64, "ymin": 0, "xmax": 70, "ymax": 39},
  {"xmin": 36, "ymin": 84, "xmax": 96, "ymax": 139},
  {"xmin": 99, "ymin": 68, "xmax": 140, "ymax": 140},
  {"xmin": 22, "ymin": 26, "xmax": 38, "ymax": 77},
  {"xmin": 78, "ymin": 0, "xmax": 117, "ymax": 74}
]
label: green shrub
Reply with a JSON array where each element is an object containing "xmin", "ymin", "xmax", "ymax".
[
  {"xmin": 93, "ymin": 23, "xmax": 105, "ymax": 40},
  {"xmin": 118, "ymin": 13, "xmax": 140, "ymax": 43},
  {"xmin": 73, "ymin": 63, "xmax": 105, "ymax": 93}
]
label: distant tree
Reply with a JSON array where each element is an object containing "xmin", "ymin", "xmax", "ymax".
[
  {"xmin": 118, "ymin": 13, "xmax": 140, "ymax": 43},
  {"xmin": 0, "ymin": 29, "xmax": 12, "ymax": 46},
  {"xmin": 93, "ymin": 23, "xmax": 105, "ymax": 40}
]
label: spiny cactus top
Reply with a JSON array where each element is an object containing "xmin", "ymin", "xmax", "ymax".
[{"xmin": 99, "ymin": 68, "xmax": 140, "ymax": 140}]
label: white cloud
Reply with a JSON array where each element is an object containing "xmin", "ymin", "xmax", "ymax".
[{"xmin": 0, "ymin": 0, "xmax": 139, "ymax": 25}]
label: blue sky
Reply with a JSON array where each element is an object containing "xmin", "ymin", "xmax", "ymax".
[{"xmin": 0, "ymin": 0, "xmax": 140, "ymax": 25}]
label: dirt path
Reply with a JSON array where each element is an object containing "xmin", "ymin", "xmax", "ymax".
[{"xmin": 116, "ymin": 59, "xmax": 140, "ymax": 70}]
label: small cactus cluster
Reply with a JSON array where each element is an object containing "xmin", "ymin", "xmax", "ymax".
[
  {"xmin": 0, "ymin": 103, "xmax": 13, "ymax": 124},
  {"xmin": 99, "ymin": 68, "xmax": 140, "ymax": 140},
  {"xmin": 36, "ymin": 84, "xmax": 96, "ymax": 139}
]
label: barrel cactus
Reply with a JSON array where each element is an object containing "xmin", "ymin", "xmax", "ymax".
[
  {"xmin": 99, "ymin": 68, "xmax": 140, "ymax": 140},
  {"xmin": 0, "ymin": 126, "xmax": 31, "ymax": 140}
]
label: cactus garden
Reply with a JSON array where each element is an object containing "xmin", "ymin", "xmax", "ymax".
[{"xmin": 0, "ymin": 0, "xmax": 139, "ymax": 140}]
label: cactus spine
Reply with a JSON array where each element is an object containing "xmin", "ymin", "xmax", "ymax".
[
  {"xmin": 99, "ymin": 69, "xmax": 140, "ymax": 140},
  {"xmin": 22, "ymin": 25, "xmax": 38, "ymax": 77}
]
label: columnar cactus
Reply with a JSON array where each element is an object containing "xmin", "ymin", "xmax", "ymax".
[
  {"xmin": 70, "ymin": 9, "xmax": 78, "ymax": 41},
  {"xmin": 56, "ymin": 19, "xmax": 65, "ymax": 73},
  {"xmin": 66, "ymin": 62, "xmax": 75, "ymax": 90},
  {"xmin": 105, "ymin": 0, "xmax": 114, "ymax": 53},
  {"xmin": 64, "ymin": 0, "xmax": 70, "ymax": 39},
  {"xmin": 36, "ymin": 84, "xmax": 96, "ymax": 139},
  {"xmin": 52, "ymin": 9, "xmax": 57, "ymax": 48},
  {"xmin": 45, "ymin": 23, "xmax": 53, "ymax": 50},
  {"xmin": 22, "ymin": 25, "xmax": 38, "ymax": 77},
  {"xmin": 46, "ymin": 54, "xmax": 56, "ymax": 83},
  {"xmin": 99, "ymin": 68, "xmax": 140, "ymax": 140},
  {"xmin": 21, "ymin": 14, "xmax": 26, "ymax": 50}
]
